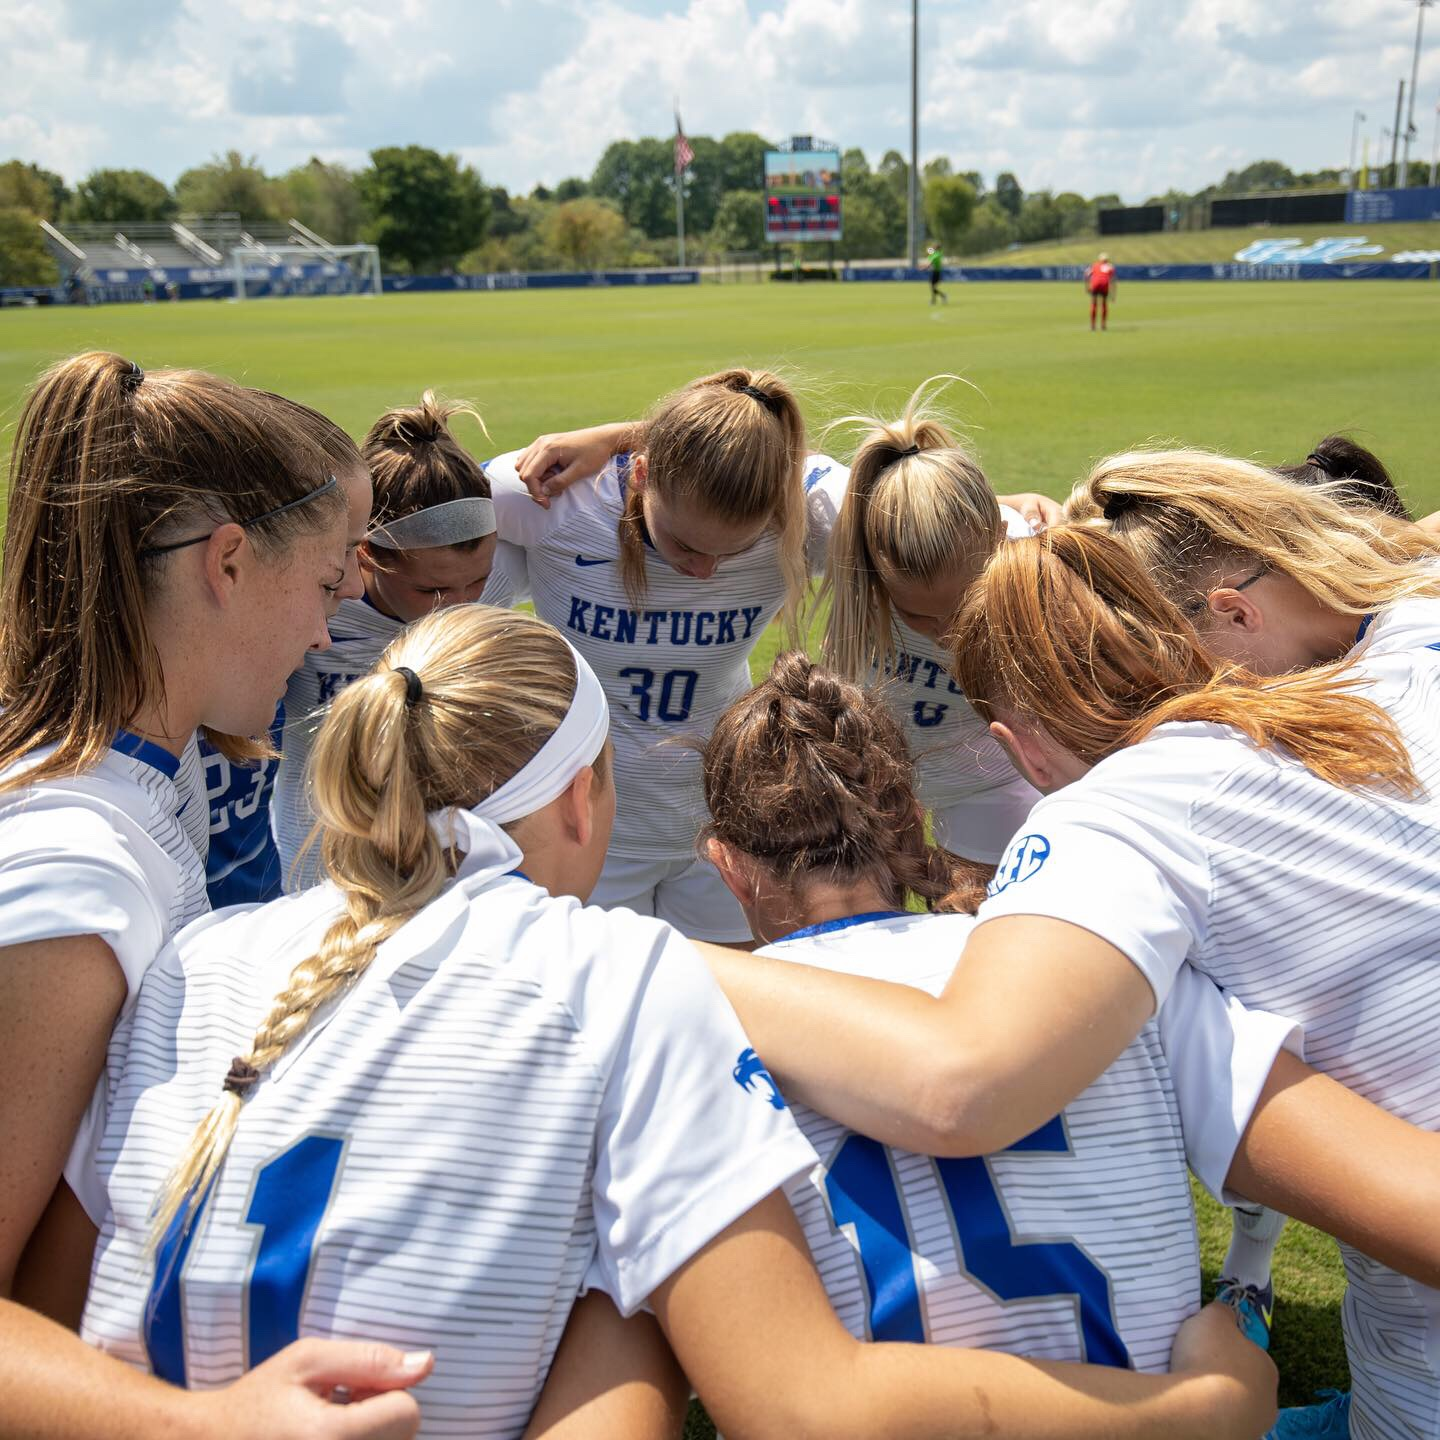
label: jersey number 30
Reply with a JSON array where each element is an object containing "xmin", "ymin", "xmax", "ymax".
[
  {"xmin": 824, "ymin": 1116, "xmax": 1130, "ymax": 1366},
  {"xmin": 145, "ymin": 1134, "xmax": 344, "ymax": 1383}
]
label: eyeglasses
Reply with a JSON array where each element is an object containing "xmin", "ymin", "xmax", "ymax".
[
  {"xmin": 139, "ymin": 475, "xmax": 339, "ymax": 559},
  {"xmin": 1183, "ymin": 563, "xmax": 1267, "ymax": 617}
]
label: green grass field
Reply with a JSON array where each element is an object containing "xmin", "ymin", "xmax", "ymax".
[
  {"xmin": 4, "ymin": 280, "xmax": 1437, "ymax": 1422},
  {"xmin": 968, "ymin": 219, "xmax": 1440, "ymax": 267}
]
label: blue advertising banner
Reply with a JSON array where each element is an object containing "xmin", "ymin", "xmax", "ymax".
[
  {"xmin": 843, "ymin": 262, "xmax": 1436, "ymax": 283},
  {"xmin": 382, "ymin": 269, "xmax": 699, "ymax": 292},
  {"xmin": 1345, "ymin": 187, "xmax": 1440, "ymax": 224}
]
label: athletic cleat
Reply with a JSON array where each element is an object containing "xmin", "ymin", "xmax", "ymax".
[
  {"xmin": 1215, "ymin": 1275, "xmax": 1273, "ymax": 1351},
  {"xmin": 1263, "ymin": 1388, "xmax": 1351, "ymax": 1439}
]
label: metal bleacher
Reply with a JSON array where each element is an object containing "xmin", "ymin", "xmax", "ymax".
[{"xmin": 39, "ymin": 214, "xmax": 340, "ymax": 281}]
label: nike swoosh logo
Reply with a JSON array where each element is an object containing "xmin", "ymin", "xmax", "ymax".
[{"xmin": 574, "ymin": 556, "xmax": 611, "ymax": 567}]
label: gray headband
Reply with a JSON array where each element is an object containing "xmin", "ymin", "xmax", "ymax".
[{"xmin": 367, "ymin": 496, "xmax": 497, "ymax": 550}]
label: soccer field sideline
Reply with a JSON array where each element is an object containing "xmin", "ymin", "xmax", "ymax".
[{"xmin": 6, "ymin": 279, "xmax": 1432, "ymax": 1416}]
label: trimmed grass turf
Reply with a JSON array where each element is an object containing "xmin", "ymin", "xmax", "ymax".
[
  {"xmin": 4, "ymin": 280, "xmax": 1437, "ymax": 1420},
  {"xmin": 967, "ymin": 219, "xmax": 1440, "ymax": 267}
]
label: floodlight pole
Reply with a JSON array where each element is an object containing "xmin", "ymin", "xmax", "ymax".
[
  {"xmin": 908, "ymin": 0, "xmax": 918, "ymax": 268},
  {"xmin": 1431, "ymin": 101, "xmax": 1440, "ymax": 187},
  {"xmin": 1390, "ymin": 79, "xmax": 1406, "ymax": 186},
  {"xmin": 1349, "ymin": 110, "xmax": 1366, "ymax": 189},
  {"xmin": 1401, "ymin": 0, "xmax": 1432, "ymax": 188}
]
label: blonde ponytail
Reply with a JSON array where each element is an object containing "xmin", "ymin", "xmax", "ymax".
[
  {"xmin": 1065, "ymin": 448, "xmax": 1440, "ymax": 618},
  {"xmin": 820, "ymin": 377, "xmax": 1000, "ymax": 680},
  {"xmin": 620, "ymin": 368, "xmax": 810, "ymax": 633},
  {"xmin": 950, "ymin": 525, "xmax": 1419, "ymax": 797},
  {"xmin": 149, "ymin": 607, "xmax": 584, "ymax": 1247}
]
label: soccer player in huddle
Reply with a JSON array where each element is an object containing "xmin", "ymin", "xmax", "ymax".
[{"xmin": 274, "ymin": 391, "xmax": 526, "ymax": 891}]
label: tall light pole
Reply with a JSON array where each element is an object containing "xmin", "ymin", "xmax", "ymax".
[
  {"xmin": 907, "ymin": 0, "xmax": 919, "ymax": 268},
  {"xmin": 1349, "ymin": 109, "xmax": 1367, "ymax": 188},
  {"xmin": 1400, "ymin": 0, "xmax": 1433, "ymax": 188},
  {"xmin": 1431, "ymin": 100, "xmax": 1440, "ymax": 187}
]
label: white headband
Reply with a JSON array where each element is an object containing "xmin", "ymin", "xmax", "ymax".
[
  {"xmin": 368, "ymin": 497, "xmax": 496, "ymax": 550},
  {"xmin": 428, "ymin": 642, "xmax": 610, "ymax": 876}
]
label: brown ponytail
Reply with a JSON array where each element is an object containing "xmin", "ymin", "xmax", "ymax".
[
  {"xmin": 950, "ymin": 525, "xmax": 1419, "ymax": 796},
  {"xmin": 620, "ymin": 368, "xmax": 809, "ymax": 632},
  {"xmin": 362, "ymin": 390, "xmax": 492, "ymax": 543},
  {"xmin": 0, "ymin": 351, "xmax": 358, "ymax": 789},
  {"xmin": 701, "ymin": 651, "xmax": 987, "ymax": 915}
]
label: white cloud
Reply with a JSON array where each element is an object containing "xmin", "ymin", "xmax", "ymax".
[{"xmin": 0, "ymin": 0, "xmax": 1435, "ymax": 201}]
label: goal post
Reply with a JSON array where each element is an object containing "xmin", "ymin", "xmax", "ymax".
[{"xmin": 228, "ymin": 243, "xmax": 382, "ymax": 300}]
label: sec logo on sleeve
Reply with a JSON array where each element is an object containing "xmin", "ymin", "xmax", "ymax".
[{"xmin": 988, "ymin": 833, "xmax": 1052, "ymax": 895}]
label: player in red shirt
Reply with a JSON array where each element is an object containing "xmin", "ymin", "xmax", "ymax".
[{"xmin": 1087, "ymin": 252, "xmax": 1116, "ymax": 330}]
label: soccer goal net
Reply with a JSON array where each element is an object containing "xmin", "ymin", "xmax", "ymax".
[{"xmin": 228, "ymin": 242, "xmax": 382, "ymax": 300}]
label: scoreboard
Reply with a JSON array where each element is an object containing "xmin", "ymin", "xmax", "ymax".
[{"xmin": 764, "ymin": 144, "xmax": 842, "ymax": 243}]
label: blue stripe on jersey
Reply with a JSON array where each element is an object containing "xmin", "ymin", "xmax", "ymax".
[
  {"xmin": 804, "ymin": 463, "xmax": 833, "ymax": 493},
  {"xmin": 202, "ymin": 704, "xmax": 284, "ymax": 908},
  {"xmin": 111, "ymin": 730, "xmax": 181, "ymax": 780},
  {"xmin": 773, "ymin": 911, "xmax": 910, "ymax": 944},
  {"xmin": 1356, "ymin": 612, "xmax": 1376, "ymax": 642}
]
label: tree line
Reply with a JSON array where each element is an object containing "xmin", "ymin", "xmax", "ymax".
[{"xmin": 1, "ymin": 142, "xmax": 1412, "ymax": 288}]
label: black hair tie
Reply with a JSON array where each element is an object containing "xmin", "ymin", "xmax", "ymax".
[
  {"xmin": 739, "ymin": 383, "xmax": 783, "ymax": 417},
  {"xmin": 1305, "ymin": 451, "xmax": 1334, "ymax": 476},
  {"xmin": 223, "ymin": 1056, "xmax": 259, "ymax": 1096},
  {"xmin": 121, "ymin": 360, "xmax": 144, "ymax": 394},
  {"xmin": 1102, "ymin": 492, "xmax": 1139, "ymax": 521},
  {"xmin": 394, "ymin": 666, "xmax": 424, "ymax": 706},
  {"xmin": 898, "ymin": 443, "xmax": 920, "ymax": 457}
]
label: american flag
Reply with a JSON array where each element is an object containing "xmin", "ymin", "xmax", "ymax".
[{"xmin": 674, "ymin": 111, "xmax": 694, "ymax": 175}]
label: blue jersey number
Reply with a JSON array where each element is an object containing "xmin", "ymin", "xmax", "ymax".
[
  {"xmin": 823, "ymin": 1116, "xmax": 1129, "ymax": 1365},
  {"xmin": 618, "ymin": 666, "xmax": 699, "ymax": 723},
  {"xmin": 145, "ymin": 1133, "xmax": 345, "ymax": 1383}
]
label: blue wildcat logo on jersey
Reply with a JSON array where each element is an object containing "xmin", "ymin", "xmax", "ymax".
[
  {"xmin": 987, "ymin": 833, "xmax": 1051, "ymax": 895},
  {"xmin": 733, "ymin": 1048, "xmax": 787, "ymax": 1109}
]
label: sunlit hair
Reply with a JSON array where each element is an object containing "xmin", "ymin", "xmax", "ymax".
[
  {"xmin": 1063, "ymin": 448, "xmax": 1439, "ymax": 619},
  {"xmin": 362, "ymin": 389, "xmax": 492, "ymax": 552},
  {"xmin": 820, "ymin": 376, "xmax": 1000, "ymax": 679},
  {"xmin": 0, "ymin": 351, "xmax": 356, "ymax": 792},
  {"xmin": 149, "ymin": 605, "xmax": 604, "ymax": 1246},
  {"xmin": 950, "ymin": 525, "xmax": 1418, "ymax": 795},
  {"xmin": 619, "ymin": 368, "xmax": 809, "ymax": 631},
  {"xmin": 701, "ymin": 651, "xmax": 988, "ymax": 916},
  {"xmin": 1275, "ymin": 435, "xmax": 1411, "ymax": 522}
]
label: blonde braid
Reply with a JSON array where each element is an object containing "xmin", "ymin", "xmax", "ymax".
[{"xmin": 150, "ymin": 608, "xmax": 580, "ymax": 1248}]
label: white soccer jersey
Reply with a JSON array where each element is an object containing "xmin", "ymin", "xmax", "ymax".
[
  {"xmin": 274, "ymin": 549, "xmax": 527, "ymax": 891},
  {"xmin": 876, "ymin": 617, "xmax": 1038, "ymax": 863},
  {"xmin": 977, "ymin": 642, "xmax": 1440, "ymax": 1440},
  {"xmin": 487, "ymin": 451, "xmax": 847, "ymax": 856},
  {"xmin": 1352, "ymin": 589, "xmax": 1440, "ymax": 660},
  {"xmin": 762, "ymin": 911, "xmax": 1297, "ymax": 1372},
  {"xmin": 0, "ymin": 733, "xmax": 210, "ymax": 1222},
  {"xmin": 81, "ymin": 864, "xmax": 815, "ymax": 1437}
]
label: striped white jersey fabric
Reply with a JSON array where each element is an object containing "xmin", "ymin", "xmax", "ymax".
[
  {"xmin": 0, "ymin": 732, "xmax": 210, "ymax": 1222},
  {"xmin": 274, "ymin": 548, "xmax": 527, "ymax": 891},
  {"xmin": 762, "ymin": 911, "xmax": 1297, "ymax": 1373},
  {"xmin": 79, "ymin": 865, "xmax": 816, "ymax": 1437},
  {"xmin": 874, "ymin": 615, "xmax": 1038, "ymax": 863},
  {"xmin": 978, "ymin": 638, "xmax": 1440, "ymax": 1439},
  {"xmin": 487, "ymin": 451, "xmax": 848, "ymax": 857}
]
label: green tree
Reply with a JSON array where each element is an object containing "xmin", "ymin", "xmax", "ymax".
[
  {"xmin": 279, "ymin": 158, "xmax": 364, "ymax": 242},
  {"xmin": 955, "ymin": 198, "xmax": 1015, "ymax": 256},
  {"xmin": 0, "ymin": 207, "xmax": 59, "ymax": 284},
  {"xmin": 590, "ymin": 138, "xmax": 674, "ymax": 238},
  {"xmin": 961, "ymin": 170, "xmax": 985, "ymax": 197},
  {"xmin": 877, "ymin": 150, "xmax": 909, "ymax": 207},
  {"xmin": 1218, "ymin": 159, "xmax": 1295, "ymax": 193},
  {"xmin": 1053, "ymin": 191, "xmax": 1091, "ymax": 237},
  {"xmin": 840, "ymin": 191, "xmax": 893, "ymax": 259},
  {"xmin": 0, "ymin": 161, "xmax": 67, "ymax": 220},
  {"xmin": 709, "ymin": 189, "xmax": 765, "ymax": 252},
  {"xmin": 358, "ymin": 145, "xmax": 490, "ymax": 273},
  {"xmin": 487, "ymin": 187, "xmax": 527, "ymax": 238},
  {"xmin": 554, "ymin": 176, "xmax": 588, "ymax": 202},
  {"xmin": 175, "ymin": 151, "xmax": 278, "ymax": 220},
  {"xmin": 923, "ymin": 174, "xmax": 977, "ymax": 247},
  {"xmin": 65, "ymin": 168, "xmax": 176, "ymax": 223},
  {"xmin": 923, "ymin": 156, "xmax": 953, "ymax": 180},
  {"xmin": 994, "ymin": 171, "xmax": 1023, "ymax": 220},
  {"xmin": 841, "ymin": 147, "xmax": 871, "ymax": 179},
  {"xmin": 718, "ymin": 132, "xmax": 771, "ymax": 193},
  {"xmin": 1017, "ymin": 190, "xmax": 1060, "ymax": 243},
  {"xmin": 541, "ymin": 197, "xmax": 628, "ymax": 268}
]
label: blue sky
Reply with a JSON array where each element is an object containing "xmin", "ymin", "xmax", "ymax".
[{"xmin": 2, "ymin": 0, "xmax": 1435, "ymax": 201}]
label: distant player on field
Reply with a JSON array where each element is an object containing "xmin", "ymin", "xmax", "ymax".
[
  {"xmin": 925, "ymin": 243, "xmax": 947, "ymax": 305},
  {"xmin": 1086, "ymin": 252, "xmax": 1115, "ymax": 330}
]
